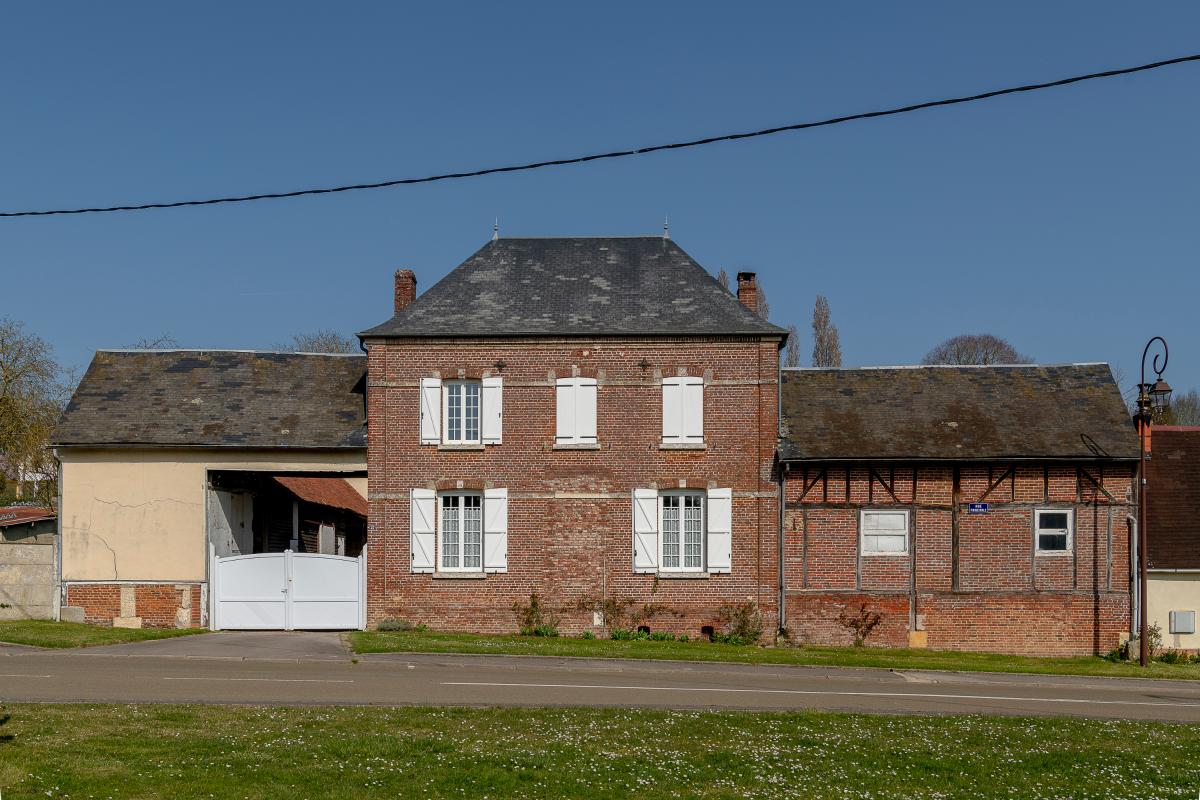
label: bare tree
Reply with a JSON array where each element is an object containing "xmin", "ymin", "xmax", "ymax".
[
  {"xmin": 1160, "ymin": 388, "xmax": 1200, "ymax": 426},
  {"xmin": 716, "ymin": 267, "xmax": 730, "ymax": 291},
  {"xmin": 275, "ymin": 330, "xmax": 357, "ymax": 354},
  {"xmin": 784, "ymin": 325, "xmax": 800, "ymax": 368},
  {"xmin": 811, "ymin": 296, "xmax": 842, "ymax": 367},
  {"xmin": 0, "ymin": 318, "xmax": 70, "ymax": 506},
  {"xmin": 755, "ymin": 283, "xmax": 770, "ymax": 322},
  {"xmin": 126, "ymin": 334, "xmax": 179, "ymax": 349},
  {"xmin": 922, "ymin": 334, "xmax": 1031, "ymax": 366}
]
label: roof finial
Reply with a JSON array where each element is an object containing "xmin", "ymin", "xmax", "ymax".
[
  {"xmin": 663, "ymin": 216, "xmax": 669, "ymax": 240},
  {"xmin": 492, "ymin": 218, "xmax": 499, "ymax": 241}
]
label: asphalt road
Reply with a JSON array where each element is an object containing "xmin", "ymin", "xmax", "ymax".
[{"xmin": 2, "ymin": 632, "xmax": 1198, "ymax": 720}]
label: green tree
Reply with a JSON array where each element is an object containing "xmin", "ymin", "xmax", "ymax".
[{"xmin": 0, "ymin": 318, "xmax": 70, "ymax": 507}]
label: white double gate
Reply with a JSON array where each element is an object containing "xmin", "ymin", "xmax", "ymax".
[{"xmin": 210, "ymin": 550, "xmax": 365, "ymax": 631}]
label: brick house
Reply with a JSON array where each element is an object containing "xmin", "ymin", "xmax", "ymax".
[
  {"xmin": 359, "ymin": 236, "xmax": 786, "ymax": 634},
  {"xmin": 1144, "ymin": 426, "xmax": 1200, "ymax": 651},
  {"xmin": 778, "ymin": 365, "xmax": 1139, "ymax": 655}
]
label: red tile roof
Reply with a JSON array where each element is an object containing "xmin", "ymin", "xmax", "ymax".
[
  {"xmin": 1147, "ymin": 428, "xmax": 1200, "ymax": 569},
  {"xmin": 0, "ymin": 507, "xmax": 56, "ymax": 527},
  {"xmin": 272, "ymin": 476, "xmax": 366, "ymax": 517}
]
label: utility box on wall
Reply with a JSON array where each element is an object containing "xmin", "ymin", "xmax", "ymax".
[{"xmin": 1169, "ymin": 610, "xmax": 1196, "ymax": 635}]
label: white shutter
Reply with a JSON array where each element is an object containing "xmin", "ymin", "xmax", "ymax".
[
  {"xmin": 706, "ymin": 488, "xmax": 732, "ymax": 573},
  {"xmin": 577, "ymin": 379, "xmax": 597, "ymax": 443},
  {"xmin": 662, "ymin": 379, "xmax": 682, "ymax": 442},
  {"xmin": 483, "ymin": 488, "xmax": 508, "ymax": 572},
  {"xmin": 481, "ymin": 376, "xmax": 503, "ymax": 444},
  {"xmin": 682, "ymin": 378, "xmax": 704, "ymax": 442},
  {"xmin": 410, "ymin": 488, "xmax": 436, "ymax": 573},
  {"xmin": 632, "ymin": 488, "xmax": 659, "ymax": 573},
  {"xmin": 420, "ymin": 378, "xmax": 441, "ymax": 444},
  {"xmin": 555, "ymin": 379, "xmax": 575, "ymax": 443}
]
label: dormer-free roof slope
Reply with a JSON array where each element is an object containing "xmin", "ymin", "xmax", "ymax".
[
  {"xmin": 779, "ymin": 364, "xmax": 1139, "ymax": 462},
  {"xmin": 359, "ymin": 237, "xmax": 787, "ymax": 338},
  {"xmin": 53, "ymin": 350, "xmax": 367, "ymax": 449}
]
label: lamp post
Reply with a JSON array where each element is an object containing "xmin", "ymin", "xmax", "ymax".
[{"xmin": 1136, "ymin": 336, "xmax": 1172, "ymax": 667}]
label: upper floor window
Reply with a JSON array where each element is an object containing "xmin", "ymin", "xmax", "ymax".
[
  {"xmin": 419, "ymin": 376, "xmax": 503, "ymax": 446},
  {"xmin": 444, "ymin": 381, "xmax": 481, "ymax": 444},
  {"xmin": 861, "ymin": 510, "xmax": 909, "ymax": 555},
  {"xmin": 662, "ymin": 376, "xmax": 703, "ymax": 445},
  {"xmin": 1035, "ymin": 509, "xmax": 1072, "ymax": 553},
  {"xmin": 555, "ymin": 377, "xmax": 597, "ymax": 445}
]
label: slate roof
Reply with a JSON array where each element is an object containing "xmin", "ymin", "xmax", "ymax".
[
  {"xmin": 359, "ymin": 237, "xmax": 787, "ymax": 338},
  {"xmin": 53, "ymin": 351, "xmax": 367, "ymax": 449},
  {"xmin": 1146, "ymin": 427, "xmax": 1200, "ymax": 570},
  {"xmin": 779, "ymin": 364, "xmax": 1138, "ymax": 462},
  {"xmin": 273, "ymin": 476, "xmax": 367, "ymax": 516}
]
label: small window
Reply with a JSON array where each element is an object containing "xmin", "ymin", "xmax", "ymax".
[
  {"xmin": 660, "ymin": 492, "xmax": 704, "ymax": 571},
  {"xmin": 443, "ymin": 381, "xmax": 481, "ymax": 444},
  {"xmin": 1035, "ymin": 509, "xmax": 1072, "ymax": 553},
  {"xmin": 662, "ymin": 377, "xmax": 703, "ymax": 445},
  {"xmin": 440, "ymin": 493, "xmax": 482, "ymax": 571},
  {"xmin": 861, "ymin": 510, "xmax": 909, "ymax": 555},
  {"xmin": 555, "ymin": 378, "xmax": 598, "ymax": 445}
]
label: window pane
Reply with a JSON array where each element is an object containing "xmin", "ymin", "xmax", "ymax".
[
  {"xmin": 463, "ymin": 495, "xmax": 482, "ymax": 569},
  {"xmin": 683, "ymin": 495, "xmax": 702, "ymax": 568},
  {"xmin": 446, "ymin": 384, "xmax": 462, "ymax": 441},
  {"xmin": 662, "ymin": 496, "xmax": 680, "ymax": 568},
  {"xmin": 441, "ymin": 496, "xmax": 460, "ymax": 568},
  {"xmin": 864, "ymin": 512, "xmax": 906, "ymax": 531},
  {"xmin": 464, "ymin": 383, "xmax": 480, "ymax": 442},
  {"xmin": 1038, "ymin": 533, "xmax": 1068, "ymax": 551},
  {"xmin": 864, "ymin": 533, "xmax": 906, "ymax": 553},
  {"xmin": 1038, "ymin": 512, "xmax": 1069, "ymax": 531}
]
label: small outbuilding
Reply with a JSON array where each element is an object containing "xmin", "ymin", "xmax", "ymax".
[{"xmin": 51, "ymin": 350, "xmax": 367, "ymax": 628}]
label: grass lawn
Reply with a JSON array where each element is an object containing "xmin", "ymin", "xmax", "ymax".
[
  {"xmin": 351, "ymin": 629, "xmax": 1200, "ymax": 680},
  {"xmin": 0, "ymin": 704, "xmax": 1197, "ymax": 799},
  {"xmin": 0, "ymin": 620, "xmax": 207, "ymax": 649}
]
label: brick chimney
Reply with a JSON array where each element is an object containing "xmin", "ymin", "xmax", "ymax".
[
  {"xmin": 736, "ymin": 272, "xmax": 758, "ymax": 314},
  {"xmin": 394, "ymin": 269, "xmax": 417, "ymax": 313}
]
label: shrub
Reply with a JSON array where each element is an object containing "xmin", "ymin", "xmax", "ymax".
[
  {"xmin": 837, "ymin": 603, "xmax": 882, "ymax": 647},
  {"xmin": 647, "ymin": 631, "xmax": 675, "ymax": 642},
  {"xmin": 610, "ymin": 629, "xmax": 635, "ymax": 641},
  {"xmin": 1157, "ymin": 648, "xmax": 1186, "ymax": 664},
  {"xmin": 577, "ymin": 595, "xmax": 679, "ymax": 637},
  {"xmin": 513, "ymin": 592, "xmax": 560, "ymax": 637},
  {"xmin": 376, "ymin": 618, "xmax": 417, "ymax": 632},
  {"xmin": 716, "ymin": 601, "xmax": 764, "ymax": 645},
  {"xmin": 580, "ymin": 630, "xmax": 595, "ymax": 640},
  {"xmin": 1145, "ymin": 622, "xmax": 1163, "ymax": 657},
  {"xmin": 678, "ymin": 634, "xmax": 689, "ymax": 643}
]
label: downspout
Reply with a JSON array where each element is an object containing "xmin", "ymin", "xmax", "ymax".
[{"xmin": 52, "ymin": 447, "xmax": 63, "ymax": 621}]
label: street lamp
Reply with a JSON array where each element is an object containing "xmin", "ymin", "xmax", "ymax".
[{"xmin": 1136, "ymin": 337, "xmax": 1171, "ymax": 667}]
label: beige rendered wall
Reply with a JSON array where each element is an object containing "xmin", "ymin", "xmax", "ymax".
[
  {"xmin": 1148, "ymin": 572, "xmax": 1200, "ymax": 651},
  {"xmin": 59, "ymin": 448, "xmax": 366, "ymax": 582}
]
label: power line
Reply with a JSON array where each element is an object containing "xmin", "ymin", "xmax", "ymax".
[{"xmin": 3, "ymin": 52, "xmax": 1198, "ymax": 219}]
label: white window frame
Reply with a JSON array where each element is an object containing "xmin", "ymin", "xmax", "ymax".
[
  {"xmin": 658, "ymin": 490, "xmax": 705, "ymax": 573},
  {"xmin": 1034, "ymin": 508, "xmax": 1073, "ymax": 555},
  {"xmin": 860, "ymin": 509, "xmax": 910, "ymax": 556},
  {"xmin": 555, "ymin": 377, "xmax": 598, "ymax": 445},
  {"xmin": 438, "ymin": 492, "xmax": 484, "ymax": 572},
  {"xmin": 442, "ymin": 380, "xmax": 482, "ymax": 445}
]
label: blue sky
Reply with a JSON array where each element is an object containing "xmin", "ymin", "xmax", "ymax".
[{"xmin": 2, "ymin": 3, "xmax": 1197, "ymax": 398}]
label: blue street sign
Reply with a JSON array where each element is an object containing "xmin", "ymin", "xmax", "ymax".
[{"xmin": 968, "ymin": 503, "xmax": 989, "ymax": 515}]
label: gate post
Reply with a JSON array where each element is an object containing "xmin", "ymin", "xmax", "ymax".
[
  {"xmin": 284, "ymin": 549, "xmax": 294, "ymax": 631},
  {"xmin": 209, "ymin": 543, "xmax": 220, "ymax": 631}
]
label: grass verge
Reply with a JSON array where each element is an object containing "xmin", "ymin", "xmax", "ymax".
[
  {"xmin": 0, "ymin": 704, "xmax": 1197, "ymax": 799},
  {"xmin": 351, "ymin": 629, "xmax": 1200, "ymax": 680},
  {"xmin": 0, "ymin": 620, "xmax": 207, "ymax": 649}
]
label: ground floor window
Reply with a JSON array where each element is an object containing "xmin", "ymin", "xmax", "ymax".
[
  {"xmin": 1035, "ymin": 509, "xmax": 1072, "ymax": 553},
  {"xmin": 440, "ymin": 493, "xmax": 482, "ymax": 570},
  {"xmin": 660, "ymin": 492, "xmax": 704, "ymax": 571}
]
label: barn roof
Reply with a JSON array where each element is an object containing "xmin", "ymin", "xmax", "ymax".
[
  {"xmin": 779, "ymin": 363, "xmax": 1138, "ymax": 463},
  {"xmin": 53, "ymin": 350, "xmax": 366, "ymax": 449}
]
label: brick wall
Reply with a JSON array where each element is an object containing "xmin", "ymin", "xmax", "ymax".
[
  {"xmin": 365, "ymin": 336, "xmax": 781, "ymax": 636},
  {"xmin": 782, "ymin": 463, "xmax": 1134, "ymax": 655},
  {"xmin": 66, "ymin": 583, "xmax": 203, "ymax": 628}
]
